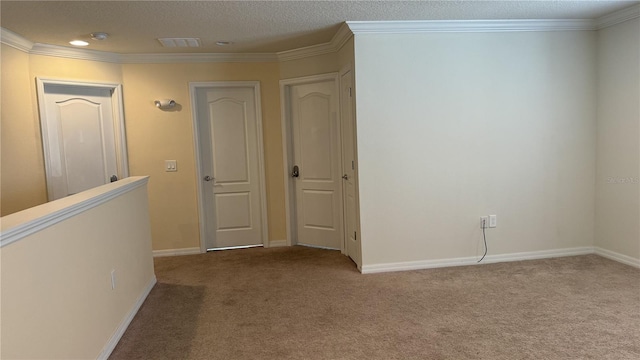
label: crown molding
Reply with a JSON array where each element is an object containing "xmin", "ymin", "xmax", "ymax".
[
  {"xmin": 3, "ymin": 9, "xmax": 637, "ymax": 65},
  {"xmin": 346, "ymin": 19, "xmax": 596, "ymax": 34},
  {"xmin": 1, "ymin": 27, "xmax": 279, "ymax": 63},
  {"xmin": 332, "ymin": 22, "xmax": 354, "ymax": 51},
  {"xmin": 277, "ymin": 22, "xmax": 353, "ymax": 62},
  {"xmin": 30, "ymin": 43, "xmax": 122, "ymax": 63},
  {"xmin": 595, "ymin": 4, "xmax": 640, "ymax": 29},
  {"xmin": 0, "ymin": 27, "xmax": 34, "ymax": 52},
  {"xmin": 277, "ymin": 41, "xmax": 336, "ymax": 62},
  {"xmin": 31, "ymin": 43, "xmax": 278, "ymax": 64},
  {"xmin": 120, "ymin": 52, "xmax": 278, "ymax": 64}
]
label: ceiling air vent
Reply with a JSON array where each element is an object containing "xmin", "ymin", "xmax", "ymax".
[{"xmin": 157, "ymin": 37, "xmax": 201, "ymax": 48}]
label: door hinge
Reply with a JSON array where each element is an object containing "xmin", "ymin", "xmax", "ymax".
[
  {"xmin": 354, "ymin": 231, "xmax": 357, "ymax": 240},
  {"xmin": 351, "ymin": 160, "xmax": 354, "ymax": 170},
  {"xmin": 349, "ymin": 87, "xmax": 352, "ymax": 97}
]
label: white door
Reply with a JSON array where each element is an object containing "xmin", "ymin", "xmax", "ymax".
[
  {"xmin": 196, "ymin": 86, "xmax": 264, "ymax": 249},
  {"xmin": 39, "ymin": 83, "xmax": 121, "ymax": 200},
  {"xmin": 290, "ymin": 80, "xmax": 343, "ymax": 249},
  {"xmin": 340, "ymin": 69, "xmax": 361, "ymax": 265}
]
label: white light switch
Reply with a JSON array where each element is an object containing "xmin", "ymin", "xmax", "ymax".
[
  {"xmin": 489, "ymin": 215, "xmax": 497, "ymax": 228},
  {"xmin": 165, "ymin": 160, "xmax": 177, "ymax": 172}
]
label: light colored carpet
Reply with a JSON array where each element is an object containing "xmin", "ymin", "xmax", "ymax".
[{"xmin": 110, "ymin": 246, "xmax": 640, "ymax": 360}]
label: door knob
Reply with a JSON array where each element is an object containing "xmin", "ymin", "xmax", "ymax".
[
  {"xmin": 342, "ymin": 174, "xmax": 349, "ymax": 180},
  {"xmin": 204, "ymin": 175, "xmax": 214, "ymax": 182},
  {"xmin": 291, "ymin": 165, "xmax": 299, "ymax": 178}
]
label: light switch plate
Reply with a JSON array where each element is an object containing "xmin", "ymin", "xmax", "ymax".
[
  {"xmin": 165, "ymin": 160, "xmax": 177, "ymax": 172},
  {"xmin": 489, "ymin": 215, "xmax": 497, "ymax": 228}
]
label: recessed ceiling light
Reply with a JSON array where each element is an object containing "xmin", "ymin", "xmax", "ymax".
[
  {"xmin": 69, "ymin": 40, "xmax": 89, "ymax": 46},
  {"xmin": 216, "ymin": 41, "xmax": 233, "ymax": 46},
  {"xmin": 91, "ymin": 32, "xmax": 109, "ymax": 41}
]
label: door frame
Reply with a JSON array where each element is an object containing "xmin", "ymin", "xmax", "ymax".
[
  {"xmin": 36, "ymin": 77, "xmax": 129, "ymax": 201},
  {"xmin": 279, "ymin": 73, "xmax": 344, "ymax": 252},
  {"xmin": 189, "ymin": 81, "xmax": 269, "ymax": 253}
]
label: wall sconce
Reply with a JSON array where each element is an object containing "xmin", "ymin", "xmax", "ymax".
[{"xmin": 155, "ymin": 99, "xmax": 176, "ymax": 109}]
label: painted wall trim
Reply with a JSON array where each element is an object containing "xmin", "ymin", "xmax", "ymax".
[
  {"xmin": 30, "ymin": 43, "xmax": 122, "ymax": 63},
  {"xmin": 97, "ymin": 276, "xmax": 157, "ymax": 360},
  {"xmin": 0, "ymin": 28, "xmax": 277, "ymax": 63},
  {"xmin": 278, "ymin": 23, "xmax": 353, "ymax": 62},
  {"xmin": 594, "ymin": 247, "xmax": 640, "ymax": 268},
  {"xmin": 0, "ymin": 176, "xmax": 149, "ymax": 248},
  {"xmin": 360, "ymin": 247, "xmax": 595, "ymax": 274},
  {"xmin": 346, "ymin": 19, "xmax": 595, "ymax": 34},
  {"xmin": 269, "ymin": 239, "xmax": 288, "ymax": 247},
  {"xmin": 595, "ymin": 4, "xmax": 640, "ymax": 29},
  {"xmin": 120, "ymin": 52, "xmax": 278, "ymax": 63},
  {"xmin": 0, "ymin": 27, "xmax": 33, "ymax": 52},
  {"xmin": 152, "ymin": 247, "xmax": 203, "ymax": 257},
  {"xmin": 277, "ymin": 41, "xmax": 337, "ymax": 62},
  {"xmin": 5, "ymin": 5, "xmax": 636, "ymax": 65}
]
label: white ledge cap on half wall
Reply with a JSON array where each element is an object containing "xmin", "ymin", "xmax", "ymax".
[{"xmin": 0, "ymin": 176, "xmax": 150, "ymax": 248}]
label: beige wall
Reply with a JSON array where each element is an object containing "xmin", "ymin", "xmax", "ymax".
[
  {"xmin": 0, "ymin": 47, "xmax": 124, "ymax": 216},
  {"xmin": 121, "ymin": 62, "xmax": 286, "ymax": 250},
  {"xmin": 354, "ymin": 31, "xmax": 597, "ymax": 267},
  {"xmin": 4, "ymin": 24, "xmax": 636, "ymax": 264},
  {"xmin": 0, "ymin": 177, "xmax": 155, "ymax": 359},
  {"xmin": 595, "ymin": 18, "xmax": 640, "ymax": 260},
  {"xmin": 1, "ymin": 44, "xmax": 47, "ymax": 215},
  {"xmin": 0, "ymin": 48, "xmax": 287, "ymax": 250},
  {"xmin": 28, "ymin": 53, "xmax": 123, "ymax": 83}
]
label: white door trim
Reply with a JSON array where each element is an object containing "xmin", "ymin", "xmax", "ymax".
[
  {"xmin": 36, "ymin": 77, "xmax": 129, "ymax": 201},
  {"xmin": 189, "ymin": 81, "xmax": 269, "ymax": 253},
  {"xmin": 279, "ymin": 73, "xmax": 343, "ymax": 250}
]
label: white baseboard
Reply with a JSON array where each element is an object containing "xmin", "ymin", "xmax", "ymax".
[
  {"xmin": 268, "ymin": 239, "xmax": 288, "ymax": 247},
  {"xmin": 483, "ymin": 246, "xmax": 595, "ymax": 263},
  {"xmin": 153, "ymin": 247, "xmax": 201, "ymax": 257},
  {"xmin": 594, "ymin": 247, "xmax": 640, "ymax": 268},
  {"xmin": 360, "ymin": 246, "xmax": 595, "ymax": 274},
  {"xmin": 97, "ymin": 275, "xmax": 157, "ymax": 360}
]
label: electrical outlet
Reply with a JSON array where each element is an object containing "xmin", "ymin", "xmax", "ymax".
[
  {"xmin": 480, "ymin": 216, "xmax": 488, "ymax": 229},
  {"xmin": 111, "ymin": 269, "xmax": 116, "ymax": 290},
  {"xmin": 489, "ymin": 215, "xmax": 497, "ymax": 228}
]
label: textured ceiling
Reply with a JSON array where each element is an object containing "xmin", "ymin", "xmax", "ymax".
[{"xmin": 1, "ymin": 1, "xmax": 638, "ymax": 54}]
